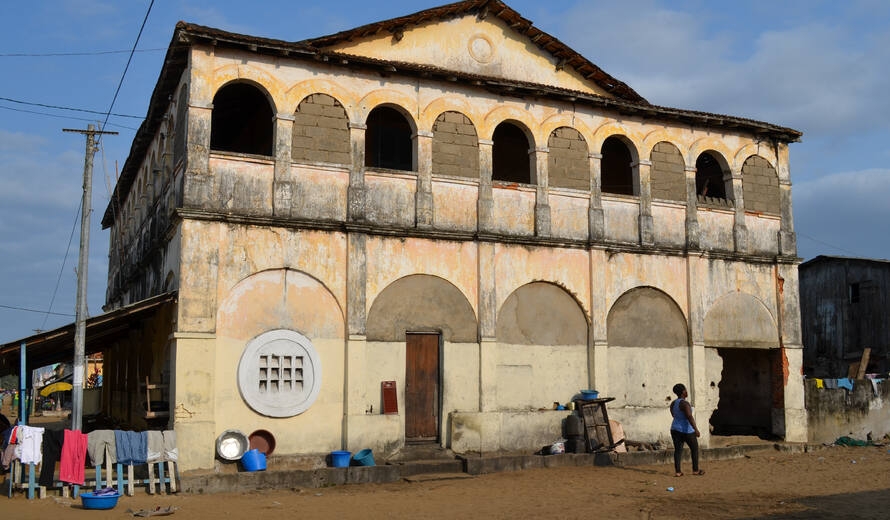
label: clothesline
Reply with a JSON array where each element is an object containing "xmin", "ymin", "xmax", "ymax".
[{"xmin": 2, "ymin": 427, "xmax": 177, "ymax": 487}]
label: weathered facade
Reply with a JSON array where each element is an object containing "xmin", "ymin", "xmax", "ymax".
[
  {"xmin": 100, "ymin": 0, "xmax": 806, "ymax": 471},
  {"xmin": 799, "ymin": 255, "xmax": 890, "ymax": 377}
]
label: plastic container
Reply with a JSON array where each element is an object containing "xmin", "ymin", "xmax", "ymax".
[
  {"xmin": 331, "ymin": 450, "xmax": 351, "ymax": 468},
  {"xmin": 216, "ymin": 429, "xmax": 249, "ymax": 461},
  {"xmin": 80, "ymin": 491, "xmax": 121, "ymax": 510},
  {"xmin": 353, "ymin": 448, "xmax": 375, "ymax": 466},
  {"xmin": 241, "ymin": 448, "xmax": 267, "ymax": 471},
  {"xmin": 580, "ymin": 390, "xmax": 599, "ymax": 400}
]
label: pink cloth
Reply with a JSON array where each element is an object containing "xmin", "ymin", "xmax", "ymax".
[{"xmin": 60, "ymin": 429, "xmax": 88, "ymax": 485}]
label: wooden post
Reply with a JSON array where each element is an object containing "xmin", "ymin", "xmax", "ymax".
[{"xmin": 856, "ymin": 348, "xmax": 871, "ymax": 379}]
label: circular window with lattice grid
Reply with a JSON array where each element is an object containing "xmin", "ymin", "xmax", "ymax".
[{"xmin": 237, "ymin": 329, "xmax": 321, "ymax": 417}]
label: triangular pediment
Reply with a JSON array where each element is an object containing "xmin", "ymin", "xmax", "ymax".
[{"xmin": 303, "ymin": 1, "xmax": 645, "ymax": 102}]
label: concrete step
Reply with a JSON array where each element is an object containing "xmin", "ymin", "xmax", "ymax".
[
  {"xmin": 403, "ymin": 472, "xmax": 474, "ymax": 483},
  {"xmin": 388, "ymin": 458, "xmax": 465, "ymax": 477}
]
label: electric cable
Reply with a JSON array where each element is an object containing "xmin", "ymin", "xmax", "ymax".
[
  {"xmin": 0, "ymin": 96, "xmax": 142, "ymax": 119},
  {"xmin": 97, "ymin": 0, "xmax": 155, "ymax": 144}
]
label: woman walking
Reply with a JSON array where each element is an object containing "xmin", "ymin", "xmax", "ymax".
[{"xmin": 670, "ymin": 383, "xmax": 704, "ymax": 477}]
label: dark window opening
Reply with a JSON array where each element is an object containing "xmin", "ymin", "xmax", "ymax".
[
  {"xmin": 601, "ymin": 136, "xmax": 634, "ymax": 195},
  {"xmin": 492, "ymin": 123, "xmax": 531, "ymax": 183},
  {"xmin": 696, "ymin": 153, "xmax": 727, "ymax": 199},
  {"xmin": 365, "ymin": 106, "xmax": 413, "ymax": 171},
  {"xmin": 849, "ymin": 283, "xmax": 860, "ymax": 304},
  {"xmin": 210, "ymin": 83, "xmax": 274, "ymax": 156}
]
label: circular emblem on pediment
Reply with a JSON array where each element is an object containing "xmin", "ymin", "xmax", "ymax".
[{"xmin": 468, "ymin": 34, "xmax": 494, "ymax": 64}]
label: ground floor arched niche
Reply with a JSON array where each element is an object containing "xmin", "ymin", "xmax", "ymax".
[
  {"xmin": 495, "ymin": 282, "xmax": 588, "ymax": 411},
  {"xmin": 364, "ymin": 274, "xmax": 477, "ymax": 449},
  {"xmin": 211, "ymin": 268, "xmax": 345, "ymax": 458},
  {"xmin": 704, "ymin": 292, "xmax": 782, "ymax": 438},
  {"xmin": 605, "ymin": 286, "xmax": 689, "ymax": 439}
]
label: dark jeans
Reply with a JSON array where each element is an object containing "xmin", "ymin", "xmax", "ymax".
[{"xmin": 670, "ymin": 429, "xmax": 699, "ymax": 473}]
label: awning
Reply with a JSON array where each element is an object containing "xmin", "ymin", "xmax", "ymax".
[
  {"xmin": 0, "ymin": 292, "xmax": 177, "ymax": 376},
  {"xmin": 39, "ymin": 381, "xmax": 73, "ymax": 397}
]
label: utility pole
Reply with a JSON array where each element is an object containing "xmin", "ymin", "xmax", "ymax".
[{"xmin": 63, "ymin": 124, "xmax": 117, "ymax": 431}]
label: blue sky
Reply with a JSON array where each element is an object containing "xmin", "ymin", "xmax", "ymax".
[{"xmin": 1, "ymin": 0, "xmax": 889, "ymax": 342}]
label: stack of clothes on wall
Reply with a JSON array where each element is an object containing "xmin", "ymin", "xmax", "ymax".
[{"xmin": 1, "ymin": 422, "xmax": 177, "ymax": 488}]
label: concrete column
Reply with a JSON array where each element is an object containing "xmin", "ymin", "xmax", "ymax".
[
  {"xmin": 533, "ymin": 147, "xmax": 551, "ymax": 237},
  {"xmin": 347, "ymin": 122, "xmax": 367, "ymax": 222},
  {"xmin": 635, "ymin": 159, "xmax": 654, "ymax": 246},
  {"xmin": 589, "ymin": 249, "xmax": 608, "ymax": 392},
  {"xmin": 478, "ymin": 242, "xmax": 498, "ymax": 411},
  {"xmin": 171, "ymin": 332, "xmax": 217, "ymax": 471},
  {"xmin": 777, "ymin": 263, "xmax": 806, "ymax": 441},
  {"xmin": 347, "ymin": 232, "xmax": 367, "ymax": 336},
  {"xmin": 477, "ymin": 139, "xmax": 494, "ymax": 233},
  {"xmin": 182, "ymin": 103, "xmax": 213, "ymax": 209},
  {"xmin": 588, "ymin": 153, "xmax": 604, "ymax": 241},
  {"xmin": 272, "ymin": 113, "xmax": 295, "ymax": 217},
  {"xmin": 684, "ymin": 166, "xmax": 700, "ymax": 249},
  {"xmin": 685, "ymin": 253, "xmax": 710, "ymax": 446},
  {"xmin": 775, "ymin": 142, "xmax": 797, "ymax": 255},
  {"xmin": 730, "ymin": 168, "xmax": 747, "ymax": 253},
  {"xmin": 178, "ymin": 219, "xmax": 218, "ymax": 332},
  {"xmin": 415, "ymin": 130, "xmax": 434, "ymax": 228},
  {"xmin": 345, "ymin": 335, "xmax": 368, "ymax": 418}
]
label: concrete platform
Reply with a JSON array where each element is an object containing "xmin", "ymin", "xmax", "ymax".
[{"xmin": 179, "ymin": 442, "xmax": 822, "ymax": 495}]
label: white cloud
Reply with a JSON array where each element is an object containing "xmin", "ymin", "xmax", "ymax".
[{"xmin": 559, "ymin": 1, "xmax": 890, "ymax": 138}]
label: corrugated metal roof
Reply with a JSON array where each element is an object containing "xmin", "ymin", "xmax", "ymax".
[{"xmin": 0, "ymin": 292, "xmax": 176, "ymax": 376}]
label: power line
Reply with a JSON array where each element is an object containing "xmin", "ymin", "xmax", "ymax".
[
  {"xmin": 0, "ymin": 105, "xmax": 139, "ymax": 131},
  {"xmin": 0, "ymin": 48, "xmax": 164, "ymax": 58},
  {"xmin": 797, "ymin": 231, "xmax": 860, "ymax": 256},
  {"xmin": 40, "ymin": 199, "xmax": 83, "ymax": 331},
  {"xmin": 0, "ymin": 303, "xmax": 74, "ymax": 317},
  {"xmin": 0, "ymin": 96, "xmax": 142, "ymax": 119},
  {"xmin": 98, "ymin": 0, "xmax": 155, "ymax": 143}
]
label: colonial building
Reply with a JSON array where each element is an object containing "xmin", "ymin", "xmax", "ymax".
[{"xmin": 99, "ymin": 0, "xmax": 805, "ymax": 471}]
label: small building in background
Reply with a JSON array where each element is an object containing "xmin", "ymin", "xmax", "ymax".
[{"xmin": 799, "ymin": 255, "xmax": 890, "ymax": 377}]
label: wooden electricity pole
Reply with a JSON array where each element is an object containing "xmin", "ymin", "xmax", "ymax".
[{"xmin": 63, "ymin": 124, "xmax": 117, "ymax": 431}]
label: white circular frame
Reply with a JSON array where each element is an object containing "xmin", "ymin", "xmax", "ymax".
[{"xmin": 237, "ymin": 329, "xmax": 322, "ymax": 417}]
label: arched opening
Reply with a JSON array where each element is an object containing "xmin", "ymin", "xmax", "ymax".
[
  {"xmin": 365, "ymin": 106, "xmax": 413, "ymax": 171},
  {"xmin": 210, "ymin": 82, "xmax": 274, "ymax": 156},
  {"xmin": 703, "ymin": 292, "xmax": 780, "ymax": 438},
  {"xmin": 432, "ymin": 111, "xmax": 479, "ymax": 178},
  {"xmin": 601, "ymin": 136, "xmax": 634, "ymax": 195},
  {"xmin": 649, "ymin": 141, "xmax": 686, "ymax": 202},
  {"xmin": 695, "ymin": 152, "xmax": 728, "ymax": 200},
  {"xmin": 607, "ymin": 286, "xmax": 689, "ymax": 407},
  {"xmin": 741, "ymin": 155, "xmax": 780, "ymax": 214},
  {"xmin": 548, "ymin": 127, "xmax": 589, "ymax": 190},
  {"xmin": 492, "ymin": 122, "xmax": 531, "ymax": 184},
  {"xmin": 293, "ymin": 94, "xmax": 350, "ymax": 165}
]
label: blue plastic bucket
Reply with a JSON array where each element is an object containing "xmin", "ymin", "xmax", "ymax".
[
  {"xmin": 241, "ymin": 448, "xmax": 267, "ymax": 471},
  {"xmin": 353, "ymin": 448, "xmax": 375, "ymax": 466},
  {"xmin": 331, "ymin": 450, "xmax": 351, "ymax": 468}
]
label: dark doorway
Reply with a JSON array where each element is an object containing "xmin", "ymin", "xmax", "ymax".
[
  {"xmin": 601, "ymin": 136, "xmax": 634, "ymax": 195},
  {"xmin": 492, "ymin": 122, "xmax": 531, "ymax": 183},
  {"xmin": 709, "ymin": 348, "xmax": 775, "ymax": 438},
  {"xmin": 366, "ymin": 106, "xmax": 413, "ymax": 171},
  {"xmin": 405, "ymin": 332, "xmax": 440, "ymax": 441}
]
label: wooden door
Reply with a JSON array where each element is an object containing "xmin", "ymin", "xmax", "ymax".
[{"xmin": 405, "ymin": 333, "xmax": 439, "ymax": 440}]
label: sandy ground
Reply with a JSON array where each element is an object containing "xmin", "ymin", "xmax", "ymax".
[{"xmin": 3, "ymin": 443, "xmax": 890, "ymax": 520}]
